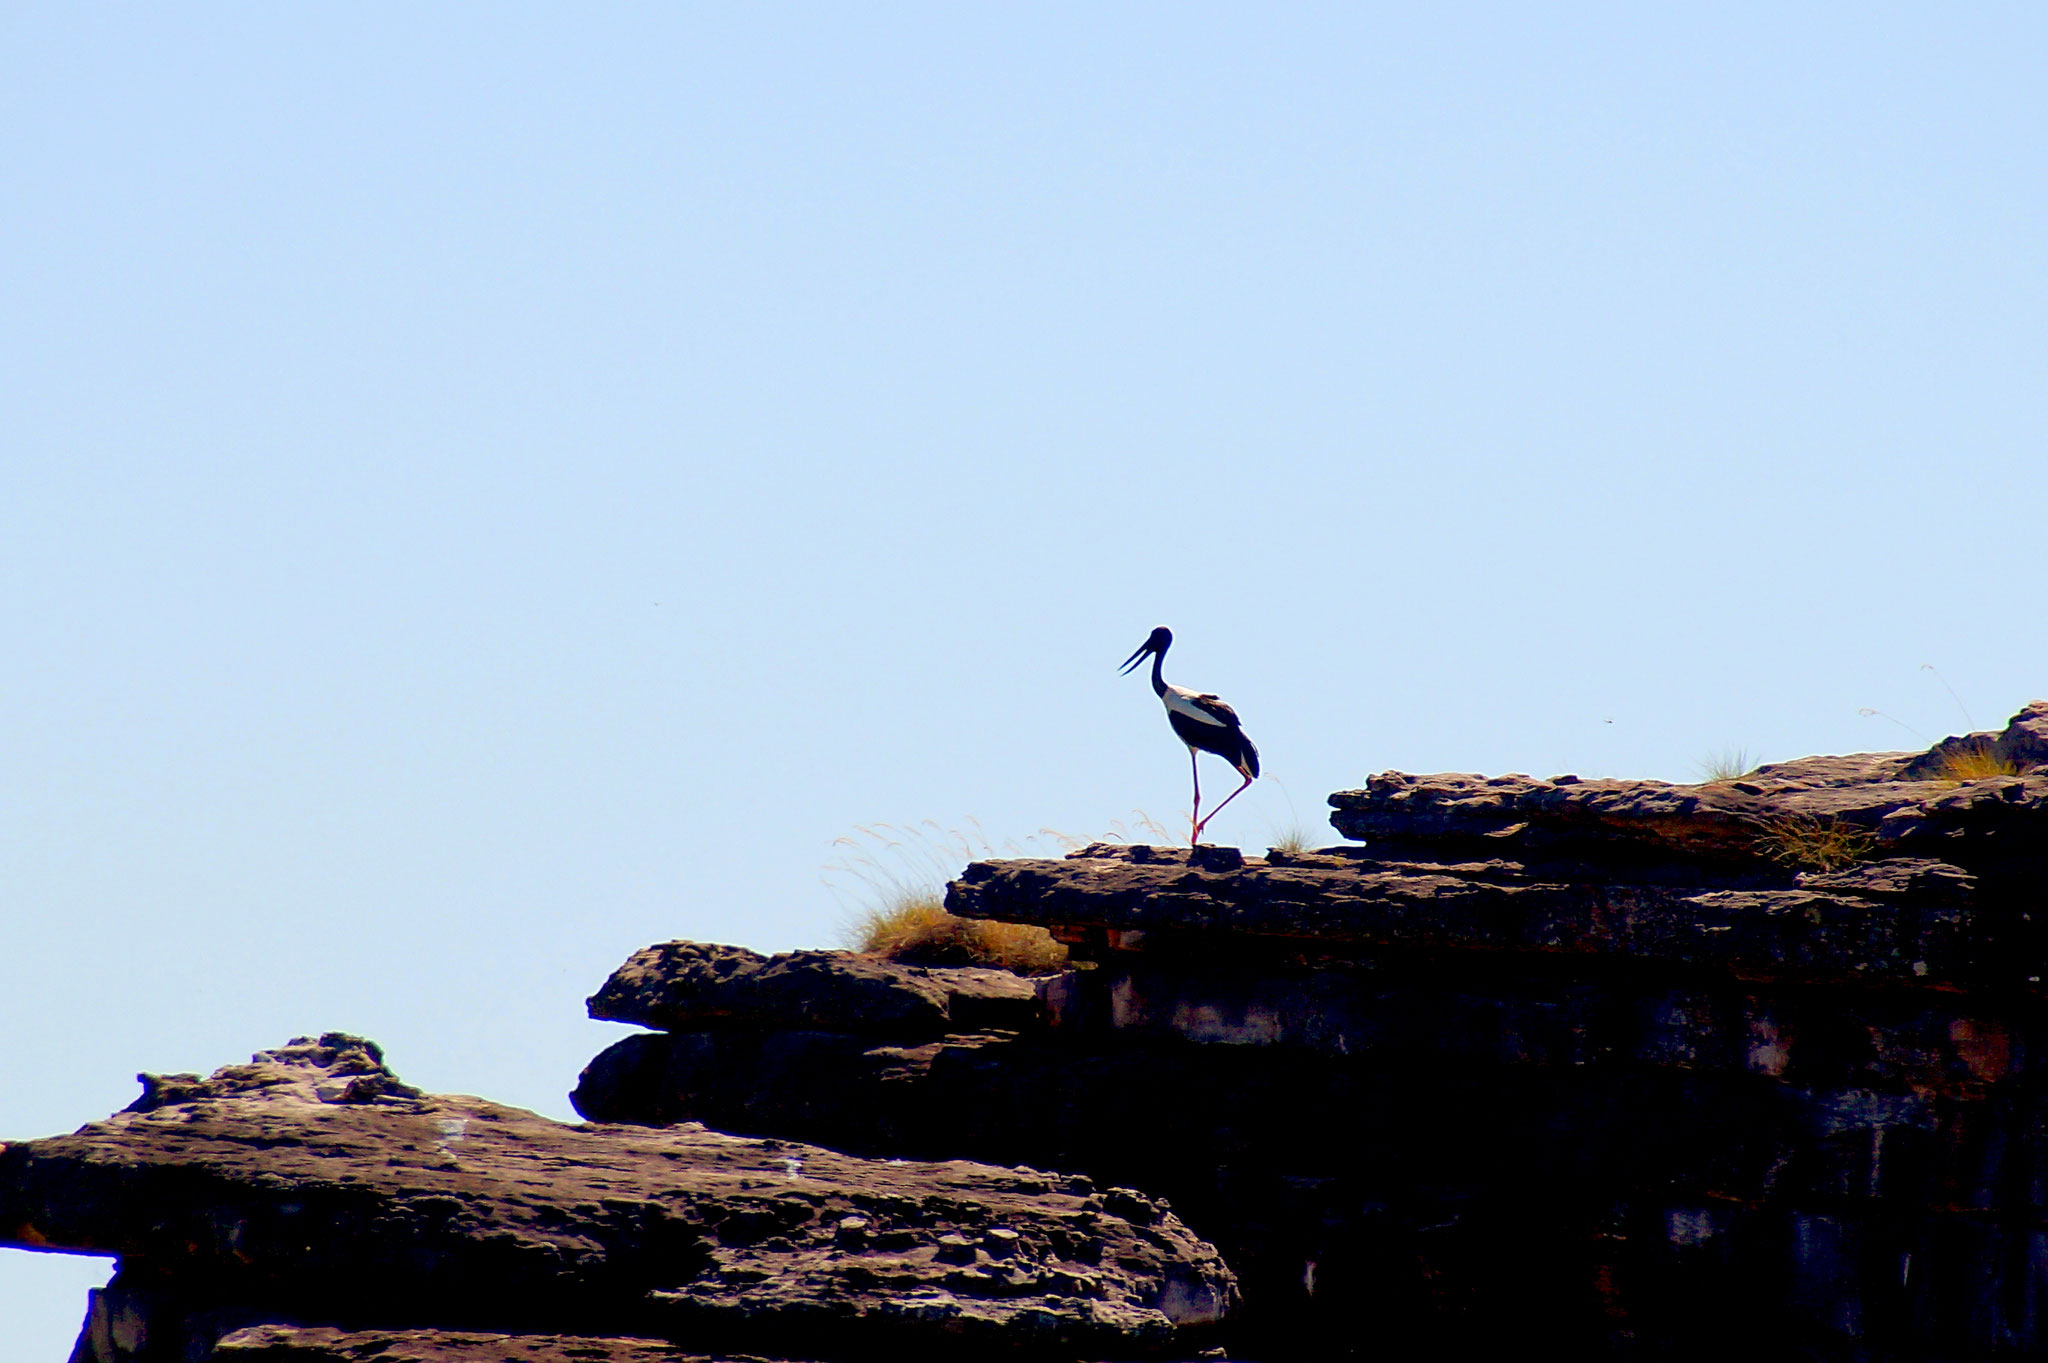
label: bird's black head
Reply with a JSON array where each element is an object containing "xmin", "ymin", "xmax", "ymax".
[{"xmin": 1118, "ymin": 626, "xmax": 1173, "ymax": 675}]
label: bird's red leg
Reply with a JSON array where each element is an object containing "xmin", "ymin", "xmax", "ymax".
[
  {"xmin": 1188, "ymin": 747, "xmax": 1203, "ymax": 846},
  {"xmin": 1193, "ymin": 771, "xmax": 1255, "ymax": 842}
]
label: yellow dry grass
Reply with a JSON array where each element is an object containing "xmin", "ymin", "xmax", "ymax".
[
  {"xmin": 1931, "ymin": 746, "xmax": 2021, "ymax": 782},
  {"xmin": 850, "ymin": 891, "xmax": 1069, "ymax": 974},
  {"xmin": 1750, "ymin": 813, "xmax": 1876, "ymax": 873},
  {"xmin": 823, "ymin": 816, "xmax": 1180, "ymax": 977}
]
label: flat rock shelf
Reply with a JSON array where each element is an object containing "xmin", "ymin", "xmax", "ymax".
[{"xmin": 4, "ymin": 1035, "xmax": 1233, "ymax": 1362}]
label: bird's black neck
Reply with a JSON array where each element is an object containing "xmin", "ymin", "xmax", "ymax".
[{"xmin": 1150, "ymin": 644, "xmax": 1169, "ymax": 698}]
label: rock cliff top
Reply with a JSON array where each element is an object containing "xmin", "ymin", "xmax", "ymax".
[{"xmin": 947, "ymin": 705, "xmax": 2048, "ymax": 992}]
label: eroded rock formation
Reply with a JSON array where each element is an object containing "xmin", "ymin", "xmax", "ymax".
[
  {"xmin": 13, "ymin": 705, "xmax": 2048, "ymax": 1361},
  {"xmin": 577, "ymin": 706, "xmax": 2048, "ymax": 1361},
  {"xmin": 2, "ymin": 1034, "xmax": 1233, "ymax": 1362}
]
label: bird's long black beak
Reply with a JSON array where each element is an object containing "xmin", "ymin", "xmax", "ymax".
[{"xmin": 1118, "ymin": 641, "xmax": 1154, "ymax": 675}]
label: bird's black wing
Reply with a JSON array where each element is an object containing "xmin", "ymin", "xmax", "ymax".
[
  {"xmin": 1169, "ymin": 703, "xmax": 1261, "ymax": 780},
  {"xmin": 1187, "ymin": 692, "xmax": 1242, "ymax": 727},
  {"xmin": 1234, "ymin": 729, "xmax": 1260, "ymax": 779}
]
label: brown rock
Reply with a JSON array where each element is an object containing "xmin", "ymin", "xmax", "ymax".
[
  {"xmin": 576, "ymin": 729, "xmax": 2048, "ymax": 1362},
  {"xmin": 1995, "ymin": 700, "xmax": 2048, "ymax": 771},
  {"xmin": 588, "ymin": 943, "xmax": 1039, "ymax": 1037},
  {"xmin": 4, "ymin": 1035, "xmax": 1233, "ymax": 1362},
  {"xmin": 1324, "ymin": 768, "xmax": 1976, "ymax": 856},
  {"xmin": 211, "ymin": 1325, "xmax": 714, "ymax": 1362},
  {"xmin": 1895, "ymin": 701, "xmax": 2048, "ymax": 780},
  {"xmin": 944, "ymin": 844, "xmax": 1977, "ymax": 988}
]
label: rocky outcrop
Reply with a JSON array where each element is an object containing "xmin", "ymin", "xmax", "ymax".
[
  {"xmin": 948, "ymin": 841, "xmax": 1990, "ymax": 987},
  {"xmin": 19, "ymin": 710, "xmax": 2048, "ymax": 1362},
  {"xmin": 4, "ymin": 1034, "xmax": 1233, "ymax": 1362},
  {"xmin": 578, "ymin": 714, "xmax": 2048, "ymax": 1361},
  {"xmin": 1895, "ymin": 700, "xmax": 2048, "ymax": 780},
  {"xmin": 589, "ymin": 942, "xmax": 1040, "ymax": 1036}
]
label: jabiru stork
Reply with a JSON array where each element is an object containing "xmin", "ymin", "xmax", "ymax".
[{"xmin": 1118, "ymin": 626, "xmax": 1261, "ymax": 846}]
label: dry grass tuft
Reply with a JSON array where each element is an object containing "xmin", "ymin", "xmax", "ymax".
[
  {"xmin": 1267, "ymin": 826, "xmax": 1320, "ymax": 856},
  {"xmin": 1697, "ymin": 747, "xmax": 1758, "ymax": 783},
  {"xmin": 825, "ymin": 822, "xmax": 1081, "ymax": 976},
  {"xmin": 1750, "ymin": 813, "xmax": 1876, "ymax": 873},
  {"xmin": 1931, "ymin": 746, "xmax": 2021, "ymax": 782},
  {"xmin": 850, "ymin": 891, "xmax": 1068, "ymax": 974}
]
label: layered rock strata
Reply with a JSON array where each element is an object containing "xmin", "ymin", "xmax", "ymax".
[
  {"xmin": 578, "ymin": 709, "xmax": 2048, "ymax": 1361},
  {"xmin": 18, "ymin": 708, "xmax": 2047, "ymax": 1361},
  {"xmin": 3, "ymin": 1034, "xmax": 1233, "ymax": 1362},
  {"xmin": 199, "ymin": 1328, "xmax": 713, "ymax": 1363}
]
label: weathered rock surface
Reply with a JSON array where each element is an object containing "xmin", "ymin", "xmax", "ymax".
[
  {"xmin": 589, "ymin": 942, "xmax": 1040, "ymax": 1037},
  {"xmin": 580, "ymin": 718, "xmax": 2048, "ymax": 1361},
  {"xmin": 947, "ymin": 843, "xmax": 1991, "ymax": 988},
  {"xmin": 2004, "ymin": 699, "xmax": 2048, "ymax": 769},
  {"xmin": 945, "ymin": 710, "xmax": 2048, "ymax": 993},
  {"xmin": 1330, "ymin": 765, "xmax": 2048, "ymax": 859},
  {"xmin": 26, "ymin": 714, "xmax": 2048, "ymax": 1362},
  {"xmin": 1895, "ymin": 700, "xmax": 2048, "ymax": 780},
  {"xmin": 1327, "ymin": 703, "xmax": 2048, "ymax": 866},
  {"xmin": 205, "ymin": 1326, "xmax": 711, "ymax": 1362},
  {"xmin": 5, "ymin": 1034, "xmax": 1233, "ymax": 1362}
]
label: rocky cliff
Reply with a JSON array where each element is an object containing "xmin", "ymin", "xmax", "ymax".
[
  {"xmin": 10, "ymin": 703, "xmax": 2048, "ymax": 1361},
  {"xmin": 576, "ymin": 704, "xmax": 2048, "ymax": 1361}
]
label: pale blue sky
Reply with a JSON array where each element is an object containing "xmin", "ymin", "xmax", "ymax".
[{"xmin": 4, "ymin": 4, "xmax": 2045, "ymax": 1354}]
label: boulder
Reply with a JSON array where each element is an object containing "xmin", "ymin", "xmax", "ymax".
[
  {"xmin": 4, "ymin": 1034, "xmax": 1234, "ymax": 1362},
  {"xmin": 1996, "ymin": 699, "xmax": 2048, "ymax": 770},
  {"xmin": 588, "ymin": 943, "xmax": 1040, "ymax": 1037}
]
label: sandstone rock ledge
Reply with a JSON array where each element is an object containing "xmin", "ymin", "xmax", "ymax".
[
  {"xmin": 948, "ymin": 715, "xmax": 2048, "ymax": 992},
  {"xmin": 211, "ymin": 1326, "xmax": 713, "ymax": 1362},
  {"xmin": 577, "ymin": 721, "xmax": 2048, "ymax": 1361},
  {"xmin": 3, "ymin": 1034, "xmax": 1234, "ymax": 1362}
]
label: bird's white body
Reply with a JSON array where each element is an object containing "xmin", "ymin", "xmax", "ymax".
[{"xmin": 1161, "ymin": 685, "xmax": 1229, "ymax": 727}]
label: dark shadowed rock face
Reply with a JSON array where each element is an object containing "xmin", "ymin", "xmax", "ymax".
[
  {"xmin": 575, "ymin": 957, "xmax": 2048, "ymax": 1360},
  {"xmin": 5, "ymin": 1035, "xmax": 1233, "ymax": 1363},
  {"xmin": 589, "ymin": 942, "xmax": 1040, "ymax": 1036}
]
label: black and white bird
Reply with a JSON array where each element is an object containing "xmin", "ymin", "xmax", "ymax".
[{"xmin": 1118, "ymin": 626, "xmax": 1261, "ymax": 846}]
